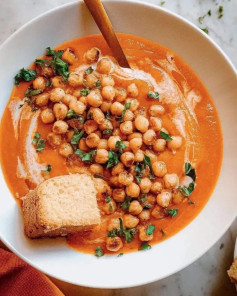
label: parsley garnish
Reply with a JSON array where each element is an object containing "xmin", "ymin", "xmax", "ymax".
[
  {"xmin": 95, "ymin": 79, "xmax": 101, "ymax": 89},
  {"xmin": 105, "ymin": 111, "xmax": 111, "ymax": 120},
  {"xmin": 14, "ymin": 68, "xmax": 37, "ymax": 85},
  {"xmin": 75, "ymin": 149, "xmax": 97, "ymax": 163},
  {"xmin": 148, "ymin": 91, "xmax": 159, "ymax": 100},
  {"xmin": 107, "ymin": 218, "xmax": 136, "ymax": 243},
  {"xmin": 122, "ymin": 196, "xmax": 132, "ymax": 210},
  {"xmin": 160, "ymin": 131, "xmax": 172, "ymax": 141},
  {"xmin": 85, "ymin": 66, "xmax": 94, "ymax": 75},
  {"xmin": 42, "ymin": 164, "xmax": 52, "ymax": 174},
  {"xmin": 80, "ymin": 88, "xmax": 91, "ymax": 96},
  {"xmin": 71, "ymin": 128, "xmax": 84, "ymax": 145},
  {"xmin": 116, "ymin": 102, "xmax": 131, "ymax": 122},
  {"xmin": 107, "ymin": 149, "xmax": 119, "ymax": 168},
  {"xmin": 46, "ymin": 47, "xmax": 69, "ymax": 81},
  {"xmin": 105, "ymin": 196, "xmax": 112, "ymax": 203},
  {"xmin": 115, "ymin": 140, "xmax": 126, "ymax": 154},
  {"xmin": 161, "ymin": 228, "xmax": 166, "ymax": 236},
  {"xmin": 103, "ymin": 129, "xmax": 113, "ymax": 135},
  {"xmin": 66, "ymin": 109, "xmax": 84, "ymax": 124},
  {"xmin": 146, "ymin": 225, "xmax": 155, "ymax": 235},
  {"xmin": 95, "ymin": 246, "xmax": 104, "ymax": 257},
  {"xmin": 201, "ymin": 27, "xmax": 209, "ymax": 34},
  {"xmin": 180, "ymin": 182, "xmax": 195, "ymax": 196},
  {"xmin": 218, "ymin": 6, "xmax": 223, "ymax": 19},
  {"xmin": 140, "ymin": 243, "xmax": 151, "ymax": 251},
  {"xmin": 188, "ymin": 200, "xmax": 195, "ymax": 205},
  {"xmin": 32, "ymin": 133, "xmax": 41, "ymax": 145},
  {"xmin": 167, "ymin": 208, "xmax": 178, "ymax": 217},
  {"xmin": 160, "ymin": 1, "xmax": 165, "ymax": 6},
  {"xmin": 32, "ymin": 133, "xmax": 45, "ymax": 152},
  {"xmin": 25, "ymin": 88, "xmax": 42, "ymax": 98},
  {"xmin": 184, "ymin": 162, "xmax": 196, "ymax": 181},
  {"xmin": 117, "ymin": 253, "xmax": 124, "ymax": 257},
  {"xmin": 198, "ymin": 10, "xmax": 211, "ymax": 24},
  {"xmin": 143, "ymin": 204, "xmax": 152, "ymax": 209}
]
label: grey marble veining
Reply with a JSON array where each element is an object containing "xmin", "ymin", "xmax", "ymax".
[{"xmin": 0, "ymin": 1, "xmax": 236, "ymax": 295}]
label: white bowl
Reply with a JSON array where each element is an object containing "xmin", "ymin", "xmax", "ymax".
[{"xmin": 0, "ymin": 0, "xmax": 237, "ymax": 289}]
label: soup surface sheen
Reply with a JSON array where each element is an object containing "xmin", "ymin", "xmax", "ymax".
[{"xmin": 0, "ymin": 34, "xmax": 222, "ymax": 255}]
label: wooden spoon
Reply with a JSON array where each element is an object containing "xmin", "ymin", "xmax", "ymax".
[{"xmin": 84, "ymin": 0, "xmax": 130, "ymax": 68}]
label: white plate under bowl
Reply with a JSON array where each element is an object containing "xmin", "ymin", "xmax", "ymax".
[{"xmin": 0, "ymin": 0, "xmax": 237, "ymax": 289}]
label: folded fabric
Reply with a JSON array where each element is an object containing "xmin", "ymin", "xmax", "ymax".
[{"xmin": 0, "ymin": 248, "xmax": 64, "ymax": 296}]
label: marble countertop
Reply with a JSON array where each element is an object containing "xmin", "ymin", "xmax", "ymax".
[{"xmin": 0, "ymin": 0, "xmax": 236, "ymax": 295}]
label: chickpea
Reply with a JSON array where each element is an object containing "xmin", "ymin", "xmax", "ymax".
[
  {"xmin": 90, "ymin": 164, "xmax": 103, "ymax": 175},
  {"xmin": 36, "ymin": 92, "xmax": 49, "ymax": 106},
  {"xmin": 68, "ymin": 72, "xmax": 83, "ymax": 87},
  {"xmin": 47, "ymin": 132, "xmax": 61, "ymax": 148},
  {"xmin": 107, "ymin": 218, "xmax": 120, "ymax": 231},
  {"xmin": 129, "ymin": 200, "xmax": 143, "ymax": 215},
  {"xmin": 129, "ymin": 165, "xmax": 137, "ymax": 176},
  {"xmin": 112, "ymin": 128, "xmax": 126, "ymax": 140},
  {"xmin": 122, "ymin": 141, "xmax": 130, "ymax": 152},
  {"xmin": 42, "ymin": 66, "xmax": 53, "ymax": 78},
  {"xmin": 127, "ymin": 83, "xmax": 138, "ymax": 97},
  {"xmin": 149, "ymin": 105, "xmax": 165, "ymax": 116},
  {"xmin": 53, "ymin": 103, "xmax": 68, "ymax": 120},
  {"xmin": 51, "ymin": 76, "xmax": 64, "ymax": 88},
  {"xmin": 102, "ymin": 86, "xmax": 115, "ymax": 101},
  {"xmin": 134, "ymin": 107, "xmax": 146, "ymax": 117},
  {"xmin": 33, "ymin": 77, "xmax": 46, "ymax": 90},
  {"xmin": 139, "ymin": 226, "xmax": 153, "ymax": 241},
  {"xmin": 96, "ymin": 58, "xmax": 112, "ymax": 74},
  {"xmin": 111, "ymin": 162, "xmax": 124, "ymax": 176},
  {"xmin": 139, "ymin": 210, "xmax": 150, "ymax": 221},
  {"xmin": 99, "ymin": 119, "xmax": 113, "ymax": 131},
  {"xmin": 118, "ymin": 171, "xmax": 134, "ymax": 186},
  {"xmin": 151, "ymin": 205, "xmax": 167, "ymax": 219},
  {"xmin": 103, "ymin": 199, "xmax": 116, "ymax": 214},
  {"xmin": 107, "ymin": 136, "xmax": 121, "ymax": 150},
  {"xmin": 120, "ymin": 120, "xmax": 133, "ymax": 135},
  {"xmin": 87, "ymin": 89, "xmax": 103, "ymax": 107},
  {"xmin": 115, "ymin": 88, "xmax": 127, "ymax": 102},
  {"xmin": 52, "ymin": 120, "xmax": 69, "ymax": 134},
  {"xmin": 85, "ymin": 73, "xmax": 97, "ymax": 88},
  {"xmin": 127, "ymin": 132, "xmax": 142, "ymax": 141},
  {"xmin": 71, "ymin": 89, "xmax": 81, "ymax": 98},
  {"xmin": 126, "ymin": 182, "xmax": 140, "ymax": 198},
  {"xmin": 94, "ymin": 178, "xmax": 112, "ymax": 200},
  {"xmin": 167, "ymin": 136, "xmax": 182, "ymax": 151},
  {"xmin": 150, "ymin": 181, "xmax": 163, "ymax": 194},
  {"xmin": 140, "ymin": 178, "xmax": 152, "ymax": 194},
  {"xmin": 66, "ymin": 130, "xmax": 74, "ymax": 142},
  {"xmin": 62, "ymin": 48, "xmax": 77, "ymax": 64},
  {"xmin": 62, "ymin": 94, "xmax": 76, "ymax": 106},
  {"xmin": 97, "ymin": 139, "xmax": 108, "ymax": 150},
  {"xmin": 110, "ymin": 102, "xmax": 124, "ymax": 115},
  {"xmin": 100, "ymin": 101, "xmax": 112, "ymax": 112},
  {"xmin": 145, "ymin": 150, "xmax": 158, "ymax": 163},
  {"xmin": 71, "ymin": 101, "xmax": 86, "ymax": 114},
  {"xmin": 124, "ymin": 214, "xmax": 139, "ymax": 228},
  {"xmin": 100, "ymin": 74, "xmax": 114, "ymax": 87},
  {"xmin": 134, "ymin": 149, "xmax": 144, "ymax": 162},
  {"xmin": 112, "ymin": 188, "xmax": 126, "ymax": 202},
  {"xmin": 110, "ymin": 175, "xmax": 123, "ymax": 187},
  {"xmin": 153, "ymin": 139, "xmax": 166, "ymax": 152},
  {"xmin": 143, "ymin": 129, "xmax": 156, "ymax": 145},
  {"xmin": 78, "ymin": 138, "xmax": 89, "ymax": 151},
  {"xmin": 164, "ymin": 173, "xmax": 179, "ymax": 189},
  {"xmin": 145, "ymin": 193, "xmax": 156, "ymax": 206},
  {"xmin": 50, "ymin": 88, "xmax": 65, "ymax": 103},
  {"xmin": 152, "ymin": 161, "xmax": 167, "ymax": 177},
  {"xmin": 134, "ymin": 115, "xmax": 149, "ymax": 133},
  {"xmin": 157, "ymin": 191, "xmax": 172, "ymax": 208},
  {"xmin": 95, "ymin": 149, "xmax": 109, "ymax": 164},
  {"xmin": 180, "ymin": 175, "xmax": 193, "ymax": 188},
  {"xmin": 40, "ymin": 108, "xmax": 55, "ymax": 124},
  {"xmin": 106, "ymin": 237, "xmax": 123, "ymax": 252},
  {"xmin": 123, "ymin": 109, "xmax": 134, "ymax": 121},
  {"xmin": 129, "ymin": 137, "xmax": 142, "ymax": 151},
  {"xmin": 86, "ymin": 133, "xmax": 100, "ymax": 148},
  {"xmin": 172, "ymin": 191, "xmax": 184, "ymax": 204},
  {"xmin": 120, "ymin": 152, "xmax": 134, "ymax": 167},
  {"xmin": 79, "ymin": 96, "xmax": 88, "ymax": 106},
  {"xmin": 83, "ymin": 120, "xmax": 98, "ymax": 134},
  {"xmin": 150, "ymin": 117, "xmax": 162, "ymax": 131},
  {"xmin": 91, "ymin": 108, "xmax": 105, "ymax": 124},
  {"xmin": 83, "ymin": 47, "xmax": 100, "ymax": 63},
  {"xmin": 59, "ymin": 142, "xmax": 73, "ymax": 157}
]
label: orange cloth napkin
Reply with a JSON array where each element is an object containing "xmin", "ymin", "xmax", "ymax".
[{"xmin": 0, "ymin": 248, "xmax": 64, "ymax": 296}]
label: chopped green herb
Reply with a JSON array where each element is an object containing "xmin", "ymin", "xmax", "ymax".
[
  {"xmin": 42, "ymin": 164, "xmax": 52, "ymax": 174},
  {"xmin": 180, "ymin": 182, "xmax": 195, "ymax": 196},
  {"xmin": 31, "ymin": 107, "xmax": 38, "ymax": 112},
  {"xmin": 95, "ymin": 246, "xmax": 104, "ymax": 257},
  {"xmin": 124, "ymin": 228, "xmax": 136, "ymax": 243},
  {"xmin": 122, "ymin": 196, "xmax": 132, "ymax": 210},
  {"xmin": 107, "ymin": 228, "xmax": 117, "ymax": 238},
  {"xmin": 25, "ymin": 88, "xmax": 42, "ymax": 98},
  {"xmin": 80, "ymin": 88, "xmax": 91, "ymax": 96},
  {"xmin": 149, "ymin": 174, "xmax": 155, "ymax": 180},
  {"xmin": 95, "ymin": 79, "xmax": 101, "ymax": 89},
  {"xmin": 32, "ymin": 133, "xmax": 41, "ymax": 145},
  {"xmin": 107, "ymin": 149, "xmax": 119, "ymax": 168},
  {"xmin": 201, "ymin": 27, "xmax": 209, "ymax": 34},
  {"xmin": 35, "ymin": 59, "xmax": 48, "ymax": 66},
  {"xmin": 161, "ymin": 228, "xmax": 166, "ymax": 236},
  {"xmin": 143, "ymin": 204, "xmax": 152, "ymax": 209},
  {"xmin": 103, "ymin": 129, "xmax": 113, "ymax": 135},
  {"xmin": 184, "ymin": 162, "xmax": 196, "ymax": 181},
  {"xmin": 117, "ymin": 253, "xmax": 124, "ymax": 257},
  {"xmin": 67, "ymin": 109, "xmax": 77, "ymax": 118},
  {"xmin": 117, "ymin": 102, "xmax": 131, "ymax": 123},
  {"xmin": 208, "ymin": 10, "xmax": 211, "ymax": 16},
  {"xmin": 71, "ymin": 128, "xmax": 84, "ymax": 145},
  {"xmin": 146, "ymin": 225, "xmax": 155, "ymax": 235},
  {"xmin": 140, "ymin": 195, "xmax": 147, "ymax": 203},
  {"xmin": 148, "ymin": 91, "xmax": 159, "ymax": 100},
  {"xmin": 46, "ymin": 47, "xmax": 69, "ymax": 81},
  {"xmin": 45, "ymin": 80, "xmax": 51, "ymax": 87},
  {"xmin": 140, "ymin": 243, "xmax": 151, "ymax": 251},
  {"xmin": 160, "ymin": 131, "xmax": 172, "ymax": 141},
  {"xmin": 135, "ymin": 176, "xmax": 141, "ymax": 184},
  {"xmin": 218, "ymin": 6, "xmax": 223, "ymax": 19},
  {"xmin": 115, "ymin": 140, "xmax": 126, "ymax": 154},
  {"xmin": 105, "ymin": 111, "xmax": 111, "ymax": 120},
  {"xmin": 36, "ymin": 139, "xmax": 45, "ymax": 152},
  {"xmin": 18, "ymin": 104, "xmax": 24, "ymax": 109},
  {"xmin": 160, "ymin": 1, "xmax": 165, "ymax": 6},
  {"xmin": 144, "ymin": 155, "xmax": 155, "ymax": 179},
  {"xmin": 85, "ymin": 66, "xmax": 94, "ymax": 75},
  {"xmin": 66, "ymin": 109, "xmax": 84, "ymax": 124},
  {"xmin": 107, "ymin": 218, "xmax": 136, "ymax": 243},
  {"xmin": 105, "ymin": 196, "xmax": 112, "ymax": 203},
  {"xmin": 14, "ymin": 68, "xmax": 37, "ymax": 85},
  {"xmin": 188, "ymin": 200, "xmax": 195, "ymax": 205},
  {"xmin": 167, "ymin": 208, "xmax": 178, "ymax": 217},
  {"xmin": 75, "ymin": 149, "xmax": 97, "ymax": 163},
  {"xmin": 109, "ymin": 203, "xmax": 113, "ymax": 212}
]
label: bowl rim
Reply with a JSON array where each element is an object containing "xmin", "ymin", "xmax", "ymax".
[{"xmin": 0, "ymin": 0, "xmax": 237, "ymax": 289}]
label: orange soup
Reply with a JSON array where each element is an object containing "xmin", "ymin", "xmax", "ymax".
[{"xmin": 0, "ymin": 34, "xmax": 222, "ymax": 255}]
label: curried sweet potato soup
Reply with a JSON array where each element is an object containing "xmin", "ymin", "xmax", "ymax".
[{"xmin": 0, "ymin": 34, "xmax": 222, "ymax": 256}]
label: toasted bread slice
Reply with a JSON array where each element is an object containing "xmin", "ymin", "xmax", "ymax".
[
  {"xmin": 22, "ymin": 173, "xmax": 101, "ymax": 238},
  {"xmin": 228, "ymin": 257, "xmax": 237, "ymax": 284}
]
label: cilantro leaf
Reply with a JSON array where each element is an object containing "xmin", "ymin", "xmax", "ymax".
[
  {"xmin": 140, "ymin": 243, "xmax": 151, "ymax": 251},
  {"xmin": 218, "ymin": 5, "xmax": 223, "ymax": 19},
  {"xmin": 95, "ymin": 246, "xmax": 104, "ymax": 257},
  {"xmin": 32, "ymin": 133, "xmax": 41, "ymax": 145},
  {"xmin": 122, "ymin": 196, "xmax": 132, "ymax": 210},
  {"xmin": 107, "ymin": 149, "xmax": 119, "ymax": 168},
  {"xmin": 117, "ymin": 253, "xmax": 124, "ymax": 257},
  {"xmin": 146, "ymin": 225, "xmax": 155, "ymax": 235},
  {"xmin": 14, "ymin": 68, "xmax": 37, "ymax": 85},
  {"xmin": 42, "ymin": 164, "xmax": 52, "ymax": 174},
  {"xmin": 115, "ymin": 140, "xmax": 126, "ymax": 154},
  {"xmin": 102, "ymin": 129, "xmax": 113, "ymax": 135},
  {"xmin": 105, "ymin": 196, "xmax": 112, "ymax": 203},
  {"xmin": 80, "ymin": 88, "xmax": 91, "ymax": 96},
  {"xmin": 184, "ymin": 162, "xmax": 196, "ymax": 181},
  {"xmin": 180, "ymin": 182, "xmax": 195, "ymax": 196},
  {"xmin": 95, "ymin": 80, "xmax": 101, "ymax": 89},
  {"xmin": 36, "ymin": 139, "xmax": 45, "ymax": 152},
  {"xmin": 25, "ymin": 88, "xmax": 42, "ymax": 98},
  {"xmin": 85, "ymin": 66, "xmax": 94, "ymax": 75},
  {"xmin": 188, "ymin": 200, "xmax": 195, "ymax": 205},
  {"xmin": 148, "ymin": 91, "xmax": 159, "ymax": 100},
  {"xmin": 71, "ymin": 128, "xmax": 84, "ymax": 145},
  {"xmin": 117, "ymin": 102, "xmax": 131, "ymax": 123},
  {"xmin": 161, "ymin": 228, "xmax": 166, "ymax": 236},
  {"xmin": 167, "ymin": 208, "xmax": 178, "ymax": 217},
  {"xmin": 75, "ymin": 149, "xmax": 97, "ymax": 162},
  {"xmin": 201, "ymin": 27, "xmax": 209, "ymax": 34},
  {"xmin": 160, "ymin": 131, "xmax": 172, "ymax": 141}
]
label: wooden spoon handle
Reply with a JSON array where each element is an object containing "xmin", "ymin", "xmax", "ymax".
[{"xmin": 84, "ymin": 0, "xmax": 130, "ymax": 68}]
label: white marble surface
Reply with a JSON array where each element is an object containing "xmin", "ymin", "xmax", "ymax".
[{"xmin": 0, "ymin": 0, "xmax": 237, "ymax": 295}]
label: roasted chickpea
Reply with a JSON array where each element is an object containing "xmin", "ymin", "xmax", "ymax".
[
  {"xmin": 151, "ymin": 205, "xmax": 167, "ymax": 219},
  {"xmin": 107, "ymin": 136, "xmax": 121, "ymax": 150},
  {"xmin": 101, "ymin": 85, "xmax": 115, "ymax": 101},
  {"xmin": 143, "ymin": 129, "xmax": 156, "ymax": 145},
  {"xmin": 99, "ymin": 119, "xmax": 113, "ymax": 131},
  {"xmin": 127, "ymin": 132, "xmax": 142, "ymax": 141},
  {"xmin": 139, "ymin": 210, "xmax": 150, "ymax": 221},
  {"xmin": 103, "ymin": 199, "xmax": 116, "ymax": 214},
  {"xmin": 149, "ymin": 105, "xmax": 165, "ymax": 116},
  {"xmin": 120, "ymin": 121, "xmax": 133, "ymax": 135},
  {"xmin": 112, "ymin": 128, "xmax": 126, "ymax": 140},
  {"xmin": 118, "ymin": 171, "xmax": 134, "ymax": 186},
  {"xmin": 66, "ymin": 130, "xmax": 74, "ymax": 142},
  {"xmin": 83, "ymin": 47, "xmax": 100, "ymax": 63},
  {"xmin": 85, "ymin": 73, "xmax": 97, "ymax": 88},
  {"xmin": 51, "ymin": 76, "xmax": 64, "ymax": 88},
  {"xmin": 129, "ymin": 200, "xmax": 143, "ymax": 215},
  {"xmin": 101, "ymin": 74, "xmax": 115, "ymax": 87},
  {"xmin": 90, "ymin": 163, "xmax": 103, "ymax": 175},
  {"xmin": 42, "ymin": 66, "xmax": 53, "ymax": 78},
  {"xmin": 127, "ymin": 83, "xmax": 138, "ymax": 97},
  {"xmin": 91, "ymin": 108, "xmax": 105, "ymax": 124},
  {"xmin": 62, "ymin": 94, "xmax": 76, "ymax": 106},
  {"xmin": 150, "ymin": 117, "xmax": 162, "ymax": 131},
  {"xmin": 78, "ymin": 138, "xmax": 89, "ymax": 151},
  {"xmin": 58, "ymin": 142, "xmax": 73, "ymax": 157},
  {"xmin": 79, "ymin": 96, "xmax": 88, "ymax": 106},
  {"xmin": 134, "ymin": 149, "xmax": 144, "ymax": 162},
  {"xmin": 86, "ymin": 133, "xmax": 100, "ymax": 148},
  {"xmin": 110, "ymin": 102, "xmax": 124, "ymax": 115},
  {"xmin": 150, "ymin": 181, "xmax": 163, "ymax": 194},
  {"xmin": 52, "ymin": 120, "xmax": 69, "ymax": 134},
  {"xmin": 123, "ymin": 109, "xmax": 134, "ymax": 121},
  {"xmin": 72, "ymin": 89, "xmax": 82, "ymax": 98},
  {"xmin": 53, "ymin": 103, "xmax": 68, "ymax": 120},
  {"xmin": 110, "ymin": 175, "xmax": 123, "ymax": 187},
  {"xmin": 152, "ymin": 161, "xmax": 167, "ymax": 177},
  {"xmin": 36, "ymin": 92, "xmax": 49, "ymax": 106},
  {"xmin": 111, "ymin": 162, "xmax": 124, "ymax": 176},
  {"xmin": 167, "ymin": 136, "xmax": 182, "ymax": 150},
  {"xmin": 153, "ymin": 139, "xmax": 166, "ymax": 152},
  {"xmin": 134, "ymin": 115, "xmax": 149, "ymax": 133},
  {"xmin": 87, "ymin": 89, "xmax": 103, "ymax": 107},
  {"xmin": 107, "ymin": 218, "xmax": 120, "ymax": 231},
  {"xmin": 139, "ymin": 226, "xmax": 153, "ymax": 241},
  {"xmin": 71, "ymin": 101, "xmax": 86, "ymax": 114},
  {"xmin": 164, "ymin": 173, "xmax": 179, "ymax": 189},
  {"xmin": 129, "ymin": 137, "xmax": 142, "ymax": 151},
  {"xmin": 94, "ymin": 178, "xmax": 112, "ymax": 200},
  {"xmin": 157, "ymin": 191, "xmax": 172, "ymax": 208},
  {"xmin": 112, "ymin": 188, "xmax": 126, "ymax": 202},
  {"xmin": 128, "ymin": 99, "xmax": 139, "ymax": 112},
  {"xmin": 106, "ymin": 237, "xmax": 123, "ymax": 252},
  {"xmin": 33, "ymin": 77, "xmax": 46, "ymax": 90},
  {"xmin": 95, "ymin": 149, "xmax": 109, "ymax": 164},
  {"xmin": 126, "ymin": 182, "xmax": 140, "ymax": 198},
  {"xmin": 50, "ymin": 88, "xmax": 65, "ymax": 103},
  {"xmin": 47, "ymin": 132, "xmax": 62, "ymax": 148},
  {"xmin": 172, "ymin": 191, "xmax": 184, "ymax": 204},
  {"xmin": 120, "ymin": 152, "xmax": 135, "ymax": 167},
  {"xmin": 40, "ymin": 108, "xmax": 55, "ymax": 124},
  {"xmin": 180, "ymin": 175, "xmax": 193, "ymax": 188},
  {"xmin": 68, "ymin": 72, "xmax": 83, "ymax": 87},
  {"xmin": 124, "ymin": 214, "xmax": 139, "ymax": 228},
  {"xmin": 139, "ymin": 177, "xmax": 152, "ymax": 194},
  {"xmin": 62, "ymin": 48, "xmax": 77, "ymax": 64},
  {"xmin": 96, "ymin": 58, "xmax": 112, "ymax": 74},
  {"xmin": 100, "ymin": 101, "xmax": 112, "ymax": 112},
  {"xmin": 83, "ymin": 120, "xmax": 98, "ymax": 134},
  {"xmin": 97, "ymin": 139, "xmax": 108, "ymax": 150}
]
